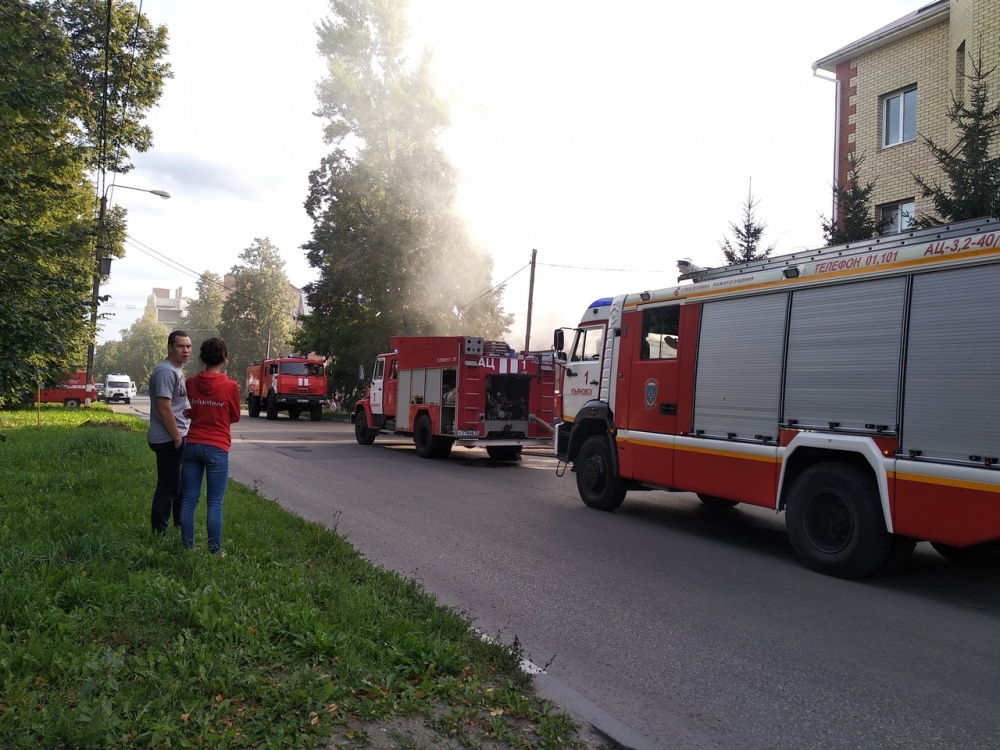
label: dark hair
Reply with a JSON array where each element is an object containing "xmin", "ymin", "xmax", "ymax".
[
  {"xmin": 200, "ymin": 337, "xmax": 228, "ymax": 367},
  {"xmin": 168, "ymin": 330, "xmax": 190, "ymax": 346}
]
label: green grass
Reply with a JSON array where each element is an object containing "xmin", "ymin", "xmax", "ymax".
[{"xmin": 0, "ymin": 406, "xmax": 591, "ymax": 750}]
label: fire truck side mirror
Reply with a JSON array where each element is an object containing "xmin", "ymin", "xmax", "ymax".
[
  {"xmin": 357, "ymin": 363, "xmax": 366, "ymax": 382},
  {"xmin": 553, "ymin": 329, "xmax": 564, "ymax": 352}
]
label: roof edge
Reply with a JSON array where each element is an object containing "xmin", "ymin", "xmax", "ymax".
[{"xmin": 812, "ymin": 1, "xmax": 950, "ymax": 73}]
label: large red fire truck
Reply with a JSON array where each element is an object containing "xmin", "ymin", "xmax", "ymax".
[
  {"xmin": 353, "ymin": 335, "xmax": 557, "ymax": 459},
  {"xmin": 555, "ymin": 217, "xmax": 1000, "ymax": 578},
  {"xmin": 33, "ymin": 371, "xmax": 94, "ymax": 408},
  {"xmin": 246, "ymin": 356, "xmax": 327, "ymax": 421}
]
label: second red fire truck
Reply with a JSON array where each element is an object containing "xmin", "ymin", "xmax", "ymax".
[
  {"xmin": 354, "ymin": 335, "xmax": 557, "ymax": 459},
  {"xmin": 246, "ymin": 356, "xmax": 327, "ymax": 421},
  {"xmin": 555, "ymin": 217, "xmax": 1000, "ymax": 578}
]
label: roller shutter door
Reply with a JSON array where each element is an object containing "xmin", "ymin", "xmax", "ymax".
[
  {"xmin": 693, "ymin": 294, "xmax": 787, "ymax": 441},
  {"xmin": 784, "ymin": 278, "xmax": 906, "ymax": 431},
  {"xmin": 902, "ymin": 264, "xmax": 1000, "ymax": 463}
]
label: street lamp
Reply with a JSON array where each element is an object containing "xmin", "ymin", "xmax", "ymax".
[{"xmin": 84, "ymin": 183, "xmax": 171, "ymax": 407}]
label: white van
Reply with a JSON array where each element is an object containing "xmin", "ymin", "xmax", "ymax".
[{"xmin": 103, "ymin": 373, "xmax": 135, "ymax": 404}]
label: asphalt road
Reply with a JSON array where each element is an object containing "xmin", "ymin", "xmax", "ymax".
[{"xmin": 117, "ymin": 397, "xmax": 1000, "ymax": 749}]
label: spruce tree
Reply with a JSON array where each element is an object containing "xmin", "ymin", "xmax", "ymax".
[
  {"xmin": 912, "ymin": 52, "xmax": 1000, "ymax": 226},
  {"xmin": 720, "ymin": 182, "xmax": 775, "ymax": 264},
  {"xmin": 822, "ymin": 151, "xmax": 884, "ymax": 245}
]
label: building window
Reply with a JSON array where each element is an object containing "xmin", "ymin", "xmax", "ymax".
[
  {"xmin": 880, "ymin": 199, "xmax": 915, "ymax": 234},
  {"xmin": 882, "ymin": 87, "xmax": 917, "ymax": 147}
]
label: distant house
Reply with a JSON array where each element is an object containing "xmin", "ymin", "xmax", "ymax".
[{"xmin": 813, "ymin": 0, "xmax": 1000, "ymax": 233}]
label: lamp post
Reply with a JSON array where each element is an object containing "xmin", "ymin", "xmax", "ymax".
[{"xmin": 84, "ymin": 184, "xmax": 171, "ymax": 407}]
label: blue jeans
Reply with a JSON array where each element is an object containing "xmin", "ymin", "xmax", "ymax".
[{"xmin": 180, "ymin": 442, "xmax": 229, "ymax": 554}]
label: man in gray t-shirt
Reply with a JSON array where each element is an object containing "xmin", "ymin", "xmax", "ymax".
[{"xmin": 147, "ymin": 330, "xmax": 192, "ymax": 533}]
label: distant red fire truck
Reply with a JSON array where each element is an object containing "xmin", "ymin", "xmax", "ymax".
[
  {"xmin": 245, "ymin": 356, "xmax": 327, "ymax": 421},
  {"xmin": 353, "ymin": 335, "xmax": 556, "ymax": 460}
]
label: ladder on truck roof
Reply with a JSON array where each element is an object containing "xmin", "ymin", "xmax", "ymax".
[{"xmin": 678, "ymin": 216, "xmax": 1000, "ymax": 283}]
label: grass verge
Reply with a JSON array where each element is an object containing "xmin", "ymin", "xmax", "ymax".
[{"xmin": 0, "ymin": 407, "xmax": 595, "ymax": 750}]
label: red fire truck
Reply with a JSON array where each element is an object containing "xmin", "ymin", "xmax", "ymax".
[
  {"xmin": 555, "ymin": 217, "xmax": 1000, "ymax": 578},
  {"xmin": 246, "ymin": 356, "xmax": 327, "ymax": 421},
  {"xmin": 33, "ymin": 371, "xmax": 93, "ymax": 408},
  {"xmin": 354, "ymin": 335, "xmax": 557, "ymax": 459}
]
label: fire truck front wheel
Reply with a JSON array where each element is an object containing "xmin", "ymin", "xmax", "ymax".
[
  {"xmin": 266, "ymin": 392, "xmax": 278, "ymax": 420},
  {"xmin": 785, "ymin": 462, "xmax": 893, "ymax": 578},
  {"xmin": 355, "ymin": 411, "xmax": 377, "ymax": 445},
  {"xmin": 576, "ymin": 436, "xmax": 626, "ymax": 511}
]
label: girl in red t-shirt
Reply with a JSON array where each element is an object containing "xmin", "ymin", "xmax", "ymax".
[{"xmin": 179, "ymin": 338, "xmax": 242, "ymax": 555}]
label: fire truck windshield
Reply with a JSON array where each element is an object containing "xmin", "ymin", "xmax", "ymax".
[{"xmin": 280, "ymin": 362, "xmax": 324, "ymax": 377}]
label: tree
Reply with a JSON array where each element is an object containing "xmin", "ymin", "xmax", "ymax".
[
  {"xmin": 719, "ymin": 182, "xmax": 776, "ymax": 265},
  {"xmin": 298, "ymin": 0, "xmax": 510, "ymax": 394},
  {"xmin": 912, "ymin": 52, "xmax": 1000, "ymax": 226},
  {"xmin": 50, "ymin": 0, "xmax": 172, "ymax": 175},
  {"xmin": 116, "ymin": 307, "xmax": 168, "ymax": 386},
  {"xmin": 183, "ymin": 272, "xmax": 225, "ymax": 357},
  {"xmin": 0, "ymin": 0, "xmax": 169, "ymax": 407},
  {"xmin": 822, "ymin": 151, "xmax": 885, "ymax": 245},
  {"xmin": 219, "ymin": 239, "xmax": 296, "ymax": 381}
]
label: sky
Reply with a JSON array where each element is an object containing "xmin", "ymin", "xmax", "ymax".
[{"xmin": 100, "ymin": 0, "xmax": 924, "ymax": 349}]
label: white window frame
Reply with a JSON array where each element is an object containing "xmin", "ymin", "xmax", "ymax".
[
  {"xmin": 880, "ymin": 199, "xmax": 915, "ymax": 234},
  {"xmin": 882, "ymin": 87, "xmax": 917, "ymax": 147}
]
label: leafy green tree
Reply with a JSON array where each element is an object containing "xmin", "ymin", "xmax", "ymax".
[
  {"xmin": 219, "ymin": 239, "xmax": 296, "ymax": 381},
  {"xmin": 50, "ymin": 0, "xmax": 171, "ymax": 174},
  {"xmin": 0, "ymin": 0, "xmax": 169, "ymax": 407},
  {"xmin": 913, "ymin": 52, "xmax": 1000, "ymax": 226},
  {"xmin": 116, "ymin": 307, "xmax": 169, "ymax": 387},
  {"xmin": 822, "ymin": 151, "xmax": 885, "ymax": 245},
  {"xmin": 298, "ymin": 0, "xmax": 510, "ymax": 394},
  {"xmin": 0, "ymin": 0, "xmax": 92, "ymax": 406},
  {"xmin": 183, "ymin": 272, "xmax": 225, "ymax": 357},
  {"xmin": 720, "ymin": 182, "xmax": 775, "ymax": 265}
]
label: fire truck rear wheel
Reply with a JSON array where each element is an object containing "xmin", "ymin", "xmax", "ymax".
[
  {"xmin": 434, "ymin": 438, "xmax": 454, "ymax": 459},
  {"xmin": 930, "ymin": 540, "xmax": 1000, "ymax": 569},
  {"xmin": 310, "ymin": 405, "xmax": 322, "ymax": 422},
  {"xmin": 266, "ymin": 392, "xmax": 278, "ymax": 420},
  {"xmin": 288, "ymin": 408, "xmax": 301, "ymax": 420},
  {"xmin": 64, "ymin": 398, "xmax": 81, "ymax": 408},
  {"xmin": 576, "ymin": 436, "xmax": 626, "ymax": 511},
  {"xmin": 785, "ymin": 462, "xmax": 892, "ymax": 578},
  {"xmin": 248, "ymin": 396, "xmax": 261, "ymax": 418},
  {"xmin": 414, "ymin": 414, "xmax": 436, "ymax": 458},
  {"xmin": 355, "ymin": 411, "xmax": 377, "ymax": 445}
]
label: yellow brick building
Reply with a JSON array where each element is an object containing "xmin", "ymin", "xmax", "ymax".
[{"xmin": 814, "ymin": 0, "xmax": 1000, "ymax": 232}]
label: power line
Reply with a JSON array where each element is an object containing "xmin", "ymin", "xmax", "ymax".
[{"xmin": 459, "ymin": 263, "xmax": 529, "ymax": 311}]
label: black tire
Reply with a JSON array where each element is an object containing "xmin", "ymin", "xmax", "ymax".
[
  {"xmin": 785, "ymin": 462, "xmax": 892, "ymax": 578},
  {"xmin": 575, "ymin": 436, "xmax": 626, "ymax": 511},
  {"xmin": 413, "ymin": 414, "xmax": 435, "ymax": 458},
  {"xmin": 64, "ymin": 398, "xmax": 81, "ymax": 408},
  {"xmin": 265, "ymin": 392, "xmax": 278, "ymax": 421},
  {"xmin": 486, "ymin": 445, "xmax": 522, "ymax": 461},
  {"xmin": 434, "ymin": 438, "xmax": 454, "ymax": 459},
  {"xmin": 310, "ymin": 405, "xmax": 322, "ymax": 422},
  {"xmin": 124, "ymin": 397, "xmax": 131, "ymax": 404},
  {"xmin": 248, "ymin": 395, "xmax": 261, "ymax": 418},
  {"xmin": 288, "ymin": 407, "xmax": 301, "ymax": 420},
  {"xmin": 354, "ymin": 410, "xmax": 377, "ymax": 445},
  {"xmin": 931, "ymin": 540, "xmax": 1000, "ymax": 569},
  {"xmin": 698, "ymin": 494, "xmax": 739, "ymax": 510},
  {"xmin": 874, "ymin": 535, "xmax": 917, "ymax": 576}
]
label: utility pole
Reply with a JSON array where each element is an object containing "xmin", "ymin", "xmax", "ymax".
[
  {"xmin": 84, "ymin": 195, "xmax": 108, "ymax": 408},
  {"xmin": 524, "ymin": 248, "xmax": 537, "ymax": 351}
]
